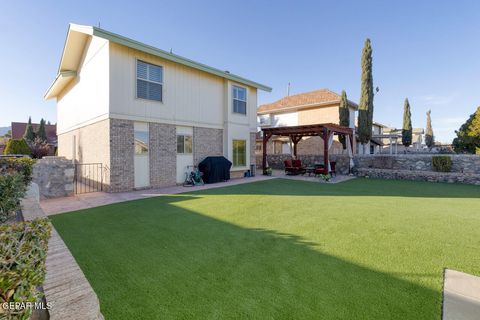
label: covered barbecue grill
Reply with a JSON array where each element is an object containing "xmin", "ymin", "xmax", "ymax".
[{"xmin": 198, "ymin": 156, "xmax": 232, "ymax": 184}]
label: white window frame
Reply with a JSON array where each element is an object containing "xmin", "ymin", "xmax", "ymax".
[
  {"xmin": 232, "ymin": 139, "xmax": 247, "ymax": 167},
  {"xmin": 177, "ymin": 134, "xmax": 193, "ymax": 154},
  {"xmin": 136, "ymin": 59, "xmax": 164, "ymax": 102},
  {"xmin": 232, "ymin": 85, "xmax": 247, "ymax": 115}
]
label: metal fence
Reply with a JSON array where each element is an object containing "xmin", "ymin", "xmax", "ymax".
[{"xmin": 74, "ymin": 163, "xmax": 103, "ymax": 194}]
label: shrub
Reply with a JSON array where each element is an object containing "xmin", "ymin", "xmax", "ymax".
[
  {"xmin": 432, "ymin": 156, "xmax": 452, "ymax": 172},
  {"xmin": 3, "ymin": 139, "xmax": 31, "ymax": 156},
  {"xmin": 0, "ymin": 158, "xmax": 35, "ymax": 185},
  {"xmin": 28, "ymin": 138, "xmax": 50, "ymax": 159},
  {"xmin": 0, "ymin": 173, "xmax": 26, "ymax": 223},
  {"xmin": 0, "ymin": 219, "xmax": 51, "ymax": 319}
]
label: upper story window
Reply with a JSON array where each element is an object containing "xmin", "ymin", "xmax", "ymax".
[
  {"xmin": 137, "ymin": 60, "xmax": 163, "ymax": 102},
  {"xmin": 233, "ymin": 85, "xmax": 247, "ymax": 114}
]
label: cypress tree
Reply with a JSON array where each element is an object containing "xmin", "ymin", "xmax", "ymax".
[
  {"xmin": 23, "ymin": 116, "xmax": 35, "ymax": 142},
  {"xmin": 402, "ymin": 98, "xmax": 412, "ymax": 147},
  {"xmin": 338, "ymin": 90, "xmax": 350, "ymax": 149},
  {"xmin": 37, "ymin": 118, "xmax": 47, "ymax": 142},
  {"xmin": 358, "ymin": 38, "xmax": 374, "ymax": 153},
  {"xmin": 425, "ymin": 110, "xmax": 434, "ymax": 149}
]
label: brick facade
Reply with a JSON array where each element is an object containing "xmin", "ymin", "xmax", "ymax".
[
  {"xmin": 193, "ymin": 127, "xmax": 223, "ymax": 165},
  {"xmin": 109, "ymin": 119, "xmax": 134, "ymax": 192},
  {"xmin": 150, "ymin": 123, "xmax": 177, "ymax": 188}
]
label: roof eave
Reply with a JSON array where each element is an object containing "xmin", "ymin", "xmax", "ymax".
[
  {"xmin": 91, "ymin": 26, "xmax": 272, "ymax": 92},
  {"xmin": 44, "ymin": 71, "xmax": 77, "ymax": 100}
]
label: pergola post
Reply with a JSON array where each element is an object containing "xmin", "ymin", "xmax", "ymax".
[
  {"xmin": 262, "ymin": 132, "xmax": 272, "ymax": 174},
  {"xmin": 290, "ymin": 135, "xmax": 302, "ymax": 159},
  {"xmin": 323, "ymin": 128, "xmax": 329, "ymax": 173}
]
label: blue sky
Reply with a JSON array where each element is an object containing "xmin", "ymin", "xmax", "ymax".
[{"xmin": 1, "ymin": 0, "xmax": 479, "ymax": 142}]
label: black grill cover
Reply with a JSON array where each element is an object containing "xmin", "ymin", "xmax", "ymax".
[{"xmin": 198, "ymin": 156, "xmax": 232, "ymax": 183}]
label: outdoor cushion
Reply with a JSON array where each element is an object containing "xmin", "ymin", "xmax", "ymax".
[
  {"xmin": 292, "ymin": 159, "xmax": 303, "ymax": 168},
  {"xmin": 284, "ymin": 160, "xmax": 293, "ymax": 167}
]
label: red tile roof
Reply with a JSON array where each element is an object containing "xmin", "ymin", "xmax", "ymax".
[
  {"xmin": 258, "ymin": 88, "xmax": 358, "ymax": 114},
  {"xmin": 11, "ymin": 122, "xmax": 57, "ymax": 145}
]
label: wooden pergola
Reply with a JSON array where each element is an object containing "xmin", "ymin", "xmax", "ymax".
[{"xmin": 261, "ymin": 123, "xmax": 354, "ymax": 174}]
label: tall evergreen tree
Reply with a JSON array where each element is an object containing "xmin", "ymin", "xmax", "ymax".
[
  {"xmin": 358, "ymin": 38, "xmax": 374, "ymax": 153},
  {"xmin": 425, "ymin": 110, "xmax": 434, "ymax": 149},
  {"xmin": 23, "ymin": 116, "xmax": 35, "ymax": 142},
  {"xmin": 338, "ymin": 90, "xmax": 350, "ymax": 149},
  {"xmin": 452, "ymin": 106, "xmax": 480, "ymax": 153},
  {"xmin": 37, "ymin": 118, "xmax": 47, "ymax": 142},
  {"xmin": 402, "ymin": 98, "xmax": 412, "ymax": 147}
]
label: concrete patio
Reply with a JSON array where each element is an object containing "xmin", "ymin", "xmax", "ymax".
[{"xmin": 41, "ymin": 175, "xmax": 275, "ymax": 215}]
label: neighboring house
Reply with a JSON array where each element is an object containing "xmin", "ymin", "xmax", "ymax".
[
  {"xmin": 45, "ymin": 24, "xmax": 271, "ymax": 192},
  {"xmin": 257, "ymin": 89, "xmax": 357, "ymax": 155},
  {"xmin": 382, "ymin": 127, "xmax": 425, "ymax": 153},
  {"xmin": 11, "ymin": 122, "xmax": 57, "ymax": 154}
]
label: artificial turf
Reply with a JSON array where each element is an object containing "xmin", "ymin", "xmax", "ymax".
[{"xmin": 50, "ymin": 178, "xmax": 480, "ymax": 319}]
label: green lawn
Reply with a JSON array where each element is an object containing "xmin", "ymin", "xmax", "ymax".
[{"xmin": 50, "ymin": 178, "xmax": 480, "ymax": 319}]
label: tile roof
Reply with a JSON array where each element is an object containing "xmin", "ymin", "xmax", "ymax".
[
  {"xmin": 11, "ymin": 122, "xmax": 57, "ymax": 144},
  {"xmin": 258, "ymin": 88, "xmax": 358, "ymax": 114}
]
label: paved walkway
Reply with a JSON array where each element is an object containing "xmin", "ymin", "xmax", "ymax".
[
  {"xmin": 21, "ymin": 184, "xmax": 104, "ymax": 320},
  {"xmin": 41, "ymin": 175, "xmax": 275, "ymax": 215},
  {"xmin": 443, "ymin": 269, "xmax": 480, "ymax": 320}
]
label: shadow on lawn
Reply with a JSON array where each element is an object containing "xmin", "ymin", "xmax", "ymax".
[
  {"xmin": 51, "ymin": 195, "xmax": 442, "ymax": 320},
  {"xmin": 191, "ymin": 177, "xmax": 480, "ymax": 199}
]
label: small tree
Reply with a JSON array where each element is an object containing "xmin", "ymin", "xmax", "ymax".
[
  {"xmin": 338, "ymin": 90, "xmax": 350, "ymax": 149},
  {"xmin": 425, "ymin": 110, "xmax": 434, "ymax": 149},
  {"xmin": 29, "ymin": 137, "xmax": 50, "ymax": 159},
  {"xmin": 402, "ymin": 98, "xmax": 412, "ymax": 147},
  {"xmin": 37, "ymin": 118, "xmax": 47, "ymax": 142},
  {"xmin": 358, "ymin": 38, "xmax": 374, "ymax": 153},
  {"xmin": 3, "ymin": 139, "xmax": 31, "ymax": 155},
  {"xmin": 453, "ymin": 106, "xmax": 480, "ymax": 153},
  {"xmin": 23, "ymin": 116, "xmax": 35, "ymax": 142}
]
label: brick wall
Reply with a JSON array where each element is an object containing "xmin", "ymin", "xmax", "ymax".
[
  {"xmin": 193, "ymin": 127, "xmax": 223, "ymax": 165},
  {"xmin": 150, "ymin": 123, "xmax": 176, "ymax": 187},
  {"xmin": 109, "ymin": 119, "xmax": 134, "ymax": 192}
]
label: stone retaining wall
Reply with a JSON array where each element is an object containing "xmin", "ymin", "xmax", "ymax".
[
  {"xmin": 256, "ymin": 154, "xmax": 352, "ymax": 175},
  {"xmin": 354, "ymin": 154, "xmax": 480, "ymax": 174},
  {"xmin": 356, "ymin": 168, "xmax": 480, "ymax": 186},
  {"xmin": 32, "ymin": 157, "xmax": 74, "ymax": 199}
]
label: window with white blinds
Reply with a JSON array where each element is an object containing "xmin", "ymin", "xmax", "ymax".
[
  {"xmin": 136, "ymin": 60, "xmax": 163, "ymax": 102},
  {"xmin": 233, "ymin": 85, "xmax": 247, "ymax": 114}
]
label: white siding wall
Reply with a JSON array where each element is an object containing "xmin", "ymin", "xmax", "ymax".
[
  {"xmin": 272, "ymin": 112, "xmax": 298, "ymax": 127},
  {"xmin": 57, "ymin": 36, "xmax": 110, "ymax": 134},
  {"xmin": 109, "ymin": 43, "xmax": 227, "ymax": 129}
]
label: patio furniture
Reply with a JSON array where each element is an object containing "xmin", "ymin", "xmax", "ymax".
[
  {"xmin": 284, "ymin": 159, "xmax": 306, "ymax": 175},
  {"xmin": 314, "ymin": 164, "xmax": 328, "ymax": 175}
]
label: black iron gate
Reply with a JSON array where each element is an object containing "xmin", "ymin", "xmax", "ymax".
[{"xmin": 74, "ymin": 163, "xmax": 103, "ymax": 194}]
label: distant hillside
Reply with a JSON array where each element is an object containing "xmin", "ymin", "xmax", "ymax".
[{"xmin": 0, "ymin": 126, "xmax": 11, "ymax": 136}]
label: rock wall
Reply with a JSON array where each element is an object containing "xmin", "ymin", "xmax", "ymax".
[
  {"xmin": 354, "ymin": 154, "xmax": 480, "ymax": 174},
  {"xmin": 256, "ymin": 154, "xmax": 352, "ymax": 175},
  {"xmin": 356, "ymin": 168, "xmax": 480, "ymax": 186},
  {"xmin": 32, "ymin": 157, "xmax": 74, "ymax": 198}
]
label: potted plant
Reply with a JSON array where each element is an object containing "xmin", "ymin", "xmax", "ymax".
[{"xmin": 264, "ymin": 167, "xmax": 273, "ymax": 176}]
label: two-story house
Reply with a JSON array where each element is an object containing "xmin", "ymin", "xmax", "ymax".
[
  {"xmin": 45, "ymin": 24, "xmax": 271, "ymax": 192},
  {"xmin": 257, "ymin": 89, "xmax": 357, "ymax": 155}
]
